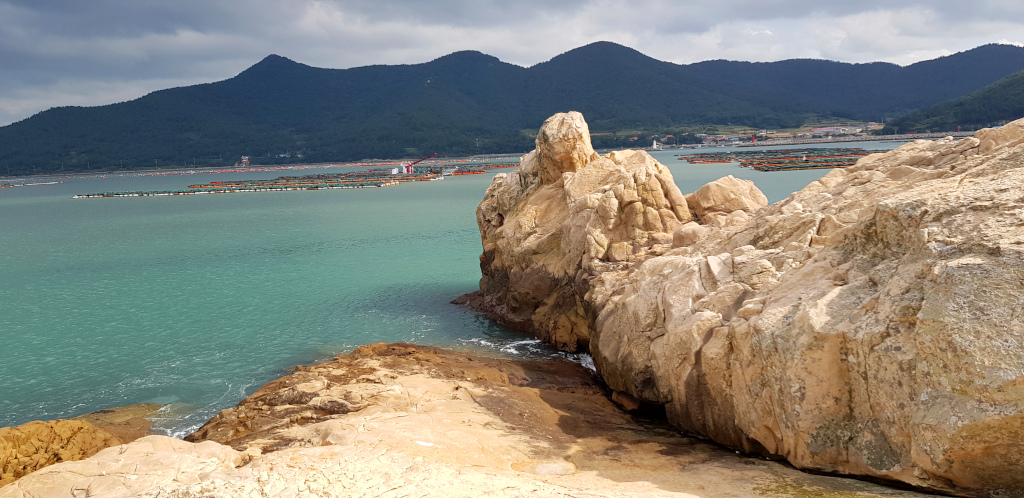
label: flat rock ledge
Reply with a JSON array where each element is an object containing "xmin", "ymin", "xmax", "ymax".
[
  {"xmin": 1, "ymin": 343, "xmax": 925, "ymax": 497},
  {"xmin": 472, "ymin": 112, "xmax": 1024, "ymax": 496},
  {"xmin": 0, "ymin": 404, "xmax": 161, "ymax": 487}
]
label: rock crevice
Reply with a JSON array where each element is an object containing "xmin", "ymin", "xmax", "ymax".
[{"xmin": 472, "ymin": 111, "xmax": 1024, "ymax": 496}]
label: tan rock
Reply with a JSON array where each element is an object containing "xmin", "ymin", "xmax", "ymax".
[
  {"xmin": 534, "ymin": 111, "xmax": 600, "ymax": 185},
  {"xmin": 673, "ymin": 222, "xmax": 707, "ymax": 247},
  {"xmin": 0, "ymin": 436, "xmax": 242, "ymax": 498},
  {"xmin": 471, "ymin": 111, "xmax": 1024, "ymax": 496},
  {"xmin": 0, "ymin": 419, "xmax": 122, "ymax": 487},
  {"xmin": 73, "ymin": 403, "xmax": 162, "ymax": 445},
  {"xmin": 0, "ymin": 344, "xmax": 931, "ymax": 497},
  {"xmin": 685, "ymin": 175, "xmax": 768, "ymax": 221},
  {"xmin": 473, "ymin": 112, "xmax": 694, "ymax": 350}
]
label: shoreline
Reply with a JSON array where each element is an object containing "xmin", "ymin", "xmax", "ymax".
[
  {"xmin": 0, "ymin": 153, "xmax": 527, "ymax": 183},
  {"xmin": 1, "ymin": 343, "xmax": 929, "ymax": 496}
]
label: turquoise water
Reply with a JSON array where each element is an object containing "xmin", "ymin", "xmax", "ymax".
[{"xmin": 0, "ymin": 142, "xmax": 904, "ymax": 436}]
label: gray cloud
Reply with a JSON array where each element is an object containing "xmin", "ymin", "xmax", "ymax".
[{"xmin": 1, "ymin": 0, "xmax": 1022, "ymax": 125}]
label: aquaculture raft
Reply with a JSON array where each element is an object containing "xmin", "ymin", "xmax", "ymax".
[{"xmin": 678, "ymin": 148, "xmax": 885, "ymax": 171}]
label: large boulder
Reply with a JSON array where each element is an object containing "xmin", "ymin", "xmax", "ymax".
[
  {"xmin": 475, "ymin": 111, "xmax": 694, "ymax": 350},
  {"xmin": 472, "ymin": 112, "xmax": 1024, "ymax": 496},
  {"xmin": 685, "ymin": 175, "xmax": 767, "ymax": 227}
]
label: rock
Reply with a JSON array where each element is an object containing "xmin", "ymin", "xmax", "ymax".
[
  {"xmin": 0, "ymin": 419, "xmax": 122, "ymax": 487},
  {"xmin": 534, "ymin": 111, "xmax": 600, "ymax": 185},
  {"xmin": 685, "ymin": 175, "xmax": 768, "ymax": 222},
  {"xmin": 0, "ymin": 404, "xmax": 162, "ymax": 487},
  {"xmin": 470, "ymin": 112, "xmax": 1024, "ymax": 496},
  {"xmin": 673, "ymin": 222, "xmax": 707, "ymax": 247},
  {"xmin": 73, "ymin": 403, "xmax": 163, "ymax": 445},
  {"xmin": 0, "ymin": 343, "xmax": 930, "ymax": 497},
  {"xmin": 0, "ymin": 436, "xmax": 242, "ymax": 498},
  {"xmin": 473, "ymin": 112, "xmax": 696, "ymax": 351}
]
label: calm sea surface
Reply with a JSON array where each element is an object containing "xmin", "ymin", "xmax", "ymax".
[{"xmin": 0, "ymin": 141, "xmax": 905, "ymax": 436}]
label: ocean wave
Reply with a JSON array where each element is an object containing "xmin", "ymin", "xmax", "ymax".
[{"xmin": 458, "ymin": 337, "xmax": 596, "ymax": 372}]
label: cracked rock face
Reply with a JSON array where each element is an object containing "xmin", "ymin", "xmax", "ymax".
[
  {"xmin": 0, "ymin": 404, "xmax": 160, "ymax": 488},
  {"xmin": 475, "ymin": 111, "xmax": 721, "ymax": 351},
  {"xmin": 3, "ymin": 343, "xmax": 921, "ymax": 497},
  {"xmin": 474, "ymin": 112, "xmax": 1024, "ymax": 496},
  {"xmin": 0, "ymin": 420, "xmax": 122, "ymax": 487}
]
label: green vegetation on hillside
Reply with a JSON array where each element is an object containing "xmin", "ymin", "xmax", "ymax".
[
  {"xmin": 883, "ymin": 70, "xmax": 1024, "ymax": 133},
  {"xmin": 3, "ymin": 42, "xmax": 1024, "ymax": 175}
]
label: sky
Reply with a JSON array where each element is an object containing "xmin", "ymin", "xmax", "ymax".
[{"xmin": 1, "ymin": 0, "xmax": 1023, "ymax": 127}]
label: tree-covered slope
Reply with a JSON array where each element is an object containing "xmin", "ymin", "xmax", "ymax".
[
  {"xmin": 3, "ymin": 41, "xmax": 1024, "ymax": 175},
  {"xmin": 686, "ymin": 44, "xmax": 1024, "ymax": 121},
  {"xmin": 883, "ymin": 70, "xmax": 1024, "ymax": 132}
]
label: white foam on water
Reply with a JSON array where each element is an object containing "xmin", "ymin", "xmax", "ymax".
[
  {"xmin": 561, "ymin": 352, "xmax": 596, "ymax": 372},
  {"xmin": 499, "ymin": 339, "xmax": 543, "ymax": 355}
]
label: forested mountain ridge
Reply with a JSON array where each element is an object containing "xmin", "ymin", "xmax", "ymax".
[
  {"xmin": 884, "ymin": 69, "xmax": 1024, "ymax": 133},
  {"xmin": 3, "ymin": 41, "xmax": 1024, "ymax": 175}
]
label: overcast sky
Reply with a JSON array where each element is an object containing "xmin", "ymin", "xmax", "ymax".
[{"xmin": 1, "ymin": 0, "xmax": 1022, "ymax": 126}]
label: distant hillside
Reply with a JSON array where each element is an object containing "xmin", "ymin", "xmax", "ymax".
[
  {"xmin": 884, "ymin": 69, "xmax": 1024, "ymax": 132},
  {"xmin": 3, "ymin": 42, "xmax": 1024, "ymax": 175},
  {"xmin": 689, "ymin": 44, "xmax": 1024, "ymax": 121}
]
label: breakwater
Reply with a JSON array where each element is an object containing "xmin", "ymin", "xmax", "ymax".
[{"xmin": 73, "ymin": 163, "xmax": 517, "ymax": 198}]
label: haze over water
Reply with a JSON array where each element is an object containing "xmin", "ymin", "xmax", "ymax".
[{"xmin": 0, "ymin": 142, "xmax": 903, "ymax": 436}]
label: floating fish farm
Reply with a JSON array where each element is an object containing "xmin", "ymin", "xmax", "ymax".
[
  {"xmin": 678, "ymin": 148, "xmax": 885, "ymax": 171},
  {"xmin": 72, "ymin": 162, "xmax": 517, "ymax": 198}
]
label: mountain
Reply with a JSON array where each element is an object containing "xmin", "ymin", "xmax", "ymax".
[
  {"xmin": 3, "ymin": 42, "xmax": 1024, "ymax": 175},
  {"xmin": 687, "ymin": 44, "xmax": 1024, "ymax": 121},
  {"xmin": 884, "ymin": 69, "xmax": 1024, "ymax": 132}
]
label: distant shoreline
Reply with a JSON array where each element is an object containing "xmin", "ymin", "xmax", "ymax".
[
  {"xmin": 0, "ymin": 153, "xmax": 525, "ymax": 183},
  {"xmin": 702, "ymin": 131, "xmax": 975, "ymax": 148}
]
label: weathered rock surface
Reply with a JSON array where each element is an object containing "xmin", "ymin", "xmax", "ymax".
[
  {"xmin": 73, "ymin": 403, "xmax": 163, "ymax": 446},
  {"xmin": 0, "ymin": 404, "xmax": 163, "ymax": 487},
  {"xmin": 0, "ymin": 435, "xmax": 242, "ymax": 498},
  {"xmin": 0, "ymin": 420, "xmax": 122, "ymax": 487},
  {"xmin": 1, "ymin": 344, "xmax": 924, "ymax": 497},
  {"xmin": 471, "ymin": 112, "xmax": 1024, "ymax": 496},
  {"xmin": 685, "ymin": 175, "xmax": 768, "ymax": 227},
  {"xmin": 476, "ymin": 111, "xmax": 694, "ymax": 351}
]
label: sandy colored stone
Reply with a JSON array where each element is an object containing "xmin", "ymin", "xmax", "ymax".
[
  {"xmin": 0, "ymin": 404, "xmax": 163, "ymax": 488},
  {"xmin": 0, "ymin": 436, "xmax": 242, "ymax": 498},
  {"xmin": 73, "ymin": 403, "xmax": 162, "ymax": 446},
  {"xmin": 673, "ymin": 222, "xmax": 708, "ymax": 247},
  {"xmin": 470, "ymin": 112, "xmax": 1024, "ymax": 496},
  {"xmin": 685, "ymin": 175, "xmax": 768, "ymax": 222},
  {"xmin": 534, "ymin": 111, "xmax": 601, "ymax": 185},
  {"xmin": 0, "ymin": 343, "xmax": 927, "ymax": 497},
  {"xmin": 474, "ymin": 112, "xmax": 696, "ymax": 351},
  {"xmin": 0, "ymin": 419, "xmax": 122, "ymax": 487}
]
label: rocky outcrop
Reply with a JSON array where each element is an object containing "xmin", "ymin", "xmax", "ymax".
[
  {"xmin": 1, "ymin": 344, "xmax": 925, "ymax": 497},
  {"xmin": 472, "ymin": 112, "xmax": 1024, "ymax": 496},
  {"xmin": 476, "ymin": 111, "xmax": 696, "ymax": 350},
  {"xmin": 73, "ymin": 403, "xmax": 162, "ymax": 446},
  {"xmin": 0, "ymin": 420, "xmax": 122, "ymax": 487},
  {"xmin": 0, "ymin": 435, "xmax": 242, "ymax": 498},
  {"xmin": 0, "ymin": 404, "xmax": 162, "ymax": 487}
]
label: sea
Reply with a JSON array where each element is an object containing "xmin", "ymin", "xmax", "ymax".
[{"xmin": 0, "ymin": 141, "xmax": 906, "ymax": 437}]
